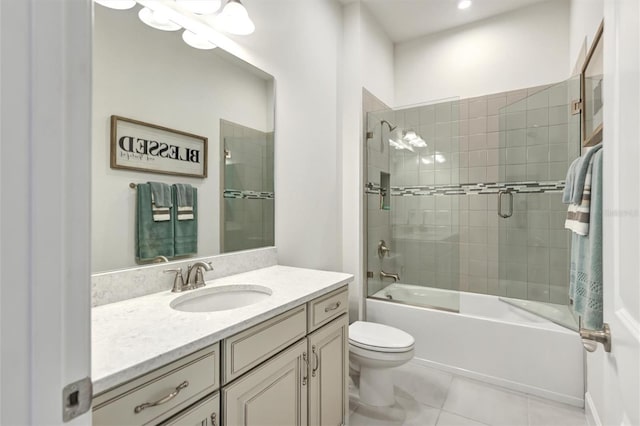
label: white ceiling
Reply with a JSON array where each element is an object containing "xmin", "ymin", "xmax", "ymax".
[{"xmin": 342, "ymin": 0, "xmax": 553, "ymax": 43}]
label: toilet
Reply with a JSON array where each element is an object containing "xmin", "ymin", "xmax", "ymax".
[{"xmin": 348, "ymin": 321, "xmax": 415, "ymax": 407}]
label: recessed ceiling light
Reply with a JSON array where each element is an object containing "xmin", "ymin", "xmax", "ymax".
[{"xmin": 458, "ymin": 0, "xmax": 472, "ymax": 10}]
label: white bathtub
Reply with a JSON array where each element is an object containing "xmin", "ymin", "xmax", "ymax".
[{"xmin": 368, "ymin": 283, "xmax": 585, "ymax": 407}]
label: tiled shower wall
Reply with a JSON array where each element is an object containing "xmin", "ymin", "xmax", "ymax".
[
  {"xmin": 367, "ymin": 80, "xmax": 580, "ymax": 304},
  {"xmin": 222, "ymin": 119, "xmax": 275, "ymax": 252}
]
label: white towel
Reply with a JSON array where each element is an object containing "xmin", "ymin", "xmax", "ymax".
[
  {"xmin": 177, "ymin": 206, "xmax": 194, "ymax": 221},
  {"xmin": 151, "ymin": 193, "xmax": 171, "ymax": 222}
]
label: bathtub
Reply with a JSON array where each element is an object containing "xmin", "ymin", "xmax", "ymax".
[{"xmin": 368, "ymin": 283, "xmax": 585, "ymax": 407}]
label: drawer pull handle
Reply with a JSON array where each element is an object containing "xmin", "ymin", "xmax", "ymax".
[
  {"xmin": 324, "ymin": 301, "xmax": 341, "ymax": 312},
  {"xmin": 312, "ymin": 345, "xmax": 319, "ymax": 377},
  {"xmin": 302, "ymin": 352, "xmax": 309, "ymax": 386},
  {"xmin": 133, "ymin": 381, "xmax": 189, "ymax": 413},
  {"xmin": 210, "ymin": 412, "xmax": 217, "ymax": 426}
]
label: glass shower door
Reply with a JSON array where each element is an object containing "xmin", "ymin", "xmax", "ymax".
[
  {"xmin": 496, "ymin": 78, "xmax": 581, "ymax": 329},
  {"xmin": 365, "ymin": 98, "xmax": 461, "ymax": 313}
]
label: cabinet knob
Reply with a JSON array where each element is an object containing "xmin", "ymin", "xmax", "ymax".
[{"xmin": 210, "ymin": 412, "xmax": 217, "ymax": 426}]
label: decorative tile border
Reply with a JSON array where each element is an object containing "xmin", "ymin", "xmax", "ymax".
[
  {"xmin": 365, "ymin": 181, "xmax": 565, "ymax": 196},
  {"xmin": 224, "ymin": 189, "xmax": 275, "ymax": 199}
]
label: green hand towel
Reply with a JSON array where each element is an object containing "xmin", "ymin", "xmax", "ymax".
[
  {"xmin": 569, "ymin": 150, "xmax": 603, "ymax": 330},
  {"xmin": 173, "ymin": 185, "xmax": 197, "ymax": 256},
  {"xmin": 136, "ymin": 183, "xmax": 175, "ymax": 260},
  {"xmin": 148, "ymin": 181, "xmax": 173, "ymax": 207}
]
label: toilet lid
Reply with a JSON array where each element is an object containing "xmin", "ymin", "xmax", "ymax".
[{"xmin": 349, "ymin": 321, "xmax": 414, "ymax": 352}]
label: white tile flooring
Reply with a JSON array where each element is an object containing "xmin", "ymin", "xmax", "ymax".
[{"xmin": 349, "ymin": 361, "xmax": 587, "ymax": 426}]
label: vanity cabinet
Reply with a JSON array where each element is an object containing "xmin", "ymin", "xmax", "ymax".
[
  {"xmin": 92, "ymin": 343, "xmax": 220, "ymax": 426},
  {"xmin": 222, "ymin": 339, "xmax": 309, "ymax": 425},
  {"xmin": 93, "ymin": 286, "xmax": 348, "ymax": 426},
  {"xmin": 222, "ymin": 286, "xmax": 349, "ymax": 426},
  {"xmin": 308, "ymin": 314, "xmax": 349, "ymax": 426}
]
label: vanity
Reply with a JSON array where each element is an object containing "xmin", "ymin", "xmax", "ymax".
[{"xmin": 91, "ymin": 265, "xmax": 352, "ymax": 426}]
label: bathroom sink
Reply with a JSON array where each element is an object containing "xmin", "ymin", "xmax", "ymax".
[{"xmin": 170, "ymin": 285, "xmax": 272, "ymax": 313}]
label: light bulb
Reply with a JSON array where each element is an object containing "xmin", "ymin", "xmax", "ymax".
[
  {"xmin": 458, "ymin": 0, "xmax": 472, "ymax": 10},
  {"xmin": 176, "ymin": 0, "xmax": 222, "ymax": 15},
  {"xmin": 153, "ymin": 10, "xmax": 170, "ymax": 25},
  {"xmin": 138, "ymin": 7, "xmax": 182, "ymax": 31},
  {"xmin": 215, "ymin": 0, "xmax": 255, "ymax": 35},
  {"xmin": 94, "ymin": 0, "xmax": 136, "ymax": 10},
  {"xmin": 182, "ymin": 30, "xmax": 217, "ymax": 50}
]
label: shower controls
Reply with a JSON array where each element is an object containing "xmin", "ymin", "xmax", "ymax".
[
  {"xmin": 377, "ymin": 240, "xmax": 391, "ymax": 258},
  {"xmin": 497, "ymin": 190, "xmax": 513, "ymax": 218}
]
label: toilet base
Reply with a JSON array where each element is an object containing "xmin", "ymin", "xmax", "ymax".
[{"xmin": 358, "ymin": 366, "xmax": 395, "ymax": 407}]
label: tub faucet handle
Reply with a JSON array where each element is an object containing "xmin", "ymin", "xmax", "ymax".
[{"xmin": 380, "ymin": 270, "xmax": 399, "ymax": 282}]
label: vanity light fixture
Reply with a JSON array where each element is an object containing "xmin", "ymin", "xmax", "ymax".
[
  {"xmin": 94, "ymin": 0, "xmax": 136, "ymax": 10},
  {"xmin": 457, "ymin": 0, "xmax": 472, "ymax": 10},
  {"xmin": 138, "ymin": 7, "xmax": 182, "ymax": 31},
  {"xmin": 176, "ymin": 0, "xmax": 222, "ymax": 15},
  {"xmin": 215, "ymin": 0, "xmax": 255, "ymax": 35},
  {"xmin": 182, "ymin": 30, "xmax": 218, "ymax": 50}
]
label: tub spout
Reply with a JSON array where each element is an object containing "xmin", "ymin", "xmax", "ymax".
[{"xmin": 380, "ymin": 270, "xmax": 399, "ymax": 282}]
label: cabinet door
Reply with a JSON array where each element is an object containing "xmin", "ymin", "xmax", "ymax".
[
  {"xmin": 159, "ymin": 392, "xmax": 219, "ymax": 426},
  {"xmin": 223, "ymin": 339, "xmax": 308, "ymax": 426},
  {"xmin": 308, "ymin": 314, "xmax": 348, "ymax": 426}
]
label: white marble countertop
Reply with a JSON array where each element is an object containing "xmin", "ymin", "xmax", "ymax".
[{"xmin": 92, "ymin": 265, "xmax": 353, "ymax": 394}]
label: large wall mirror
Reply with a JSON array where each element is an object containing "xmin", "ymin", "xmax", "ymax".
[{"xmin": 92, "ymin": 5, "xmax": 275, "ymax": 273}]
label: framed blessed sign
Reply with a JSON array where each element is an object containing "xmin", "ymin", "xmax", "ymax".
[{"xmin": 110, "ymin": 115, "xmax": 208, "ymax": 178}]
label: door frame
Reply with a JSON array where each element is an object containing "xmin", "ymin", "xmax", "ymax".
[{"xmin": 1, "ymin": 0, "xmax": 93, "ymax": 424}]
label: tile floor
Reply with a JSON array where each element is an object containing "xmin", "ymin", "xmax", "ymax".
[{"xmin": 349, "ymin": 361, "xmax": 587, "ymax": 426}]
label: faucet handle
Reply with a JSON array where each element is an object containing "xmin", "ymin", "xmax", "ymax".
[
  {"xmin": 194, "ymin": 262, "xmax": 213, "ymax": 287},
  {"xmin": 164, "ymin": 268, "xmax": 185, "ymax": 292}
]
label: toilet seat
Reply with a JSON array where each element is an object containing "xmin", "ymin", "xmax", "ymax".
[{"xmin": 349, "ymin": 321, "xmax": 415, "ymax": 353}]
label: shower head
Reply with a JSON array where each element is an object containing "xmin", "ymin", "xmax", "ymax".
[{"xmin": 381, "ymin": 119, "xmax": 397, "ymax": 132}]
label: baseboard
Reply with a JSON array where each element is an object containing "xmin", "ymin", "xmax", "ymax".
[
  {"xmin": 411, "ymin": 357, "xmax": 584, "ymax": 408},
  {"xmin": 585, "ymin": 392, "xmax": 602, "ymax": 426}
]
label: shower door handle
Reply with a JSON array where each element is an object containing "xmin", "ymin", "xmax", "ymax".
[{"xmin": 497, "ymin": 190, "xmax": 513, "ymax": 218}]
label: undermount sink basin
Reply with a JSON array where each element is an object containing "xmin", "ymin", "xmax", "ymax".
[{"xmin": 170, "ymin": 285, "xmax": 272, "ymax": 313}]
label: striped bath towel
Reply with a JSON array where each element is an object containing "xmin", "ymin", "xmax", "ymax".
[
  {"xmin": 565, "ymin": 155, "xmax": 594, "ymax": 235},
  {"xmin": 564, "ymin": 143, "xmax": 602, "ymax": 236}
]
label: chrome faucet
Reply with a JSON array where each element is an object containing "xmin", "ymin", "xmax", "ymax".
[
  {"xmin": 380, "ymin": 270, "xmax": 400, "ymax": 282},
  {"xmin": 164, "ymin": 261, "xmax": 213, "ymax": 293},
  {"xmin": 186, "ymin": 261, "xmax": 213, "ymax": 288}
]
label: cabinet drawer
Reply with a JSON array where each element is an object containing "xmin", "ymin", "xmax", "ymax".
[
  {"xmin": 159, "ymin": 392, "xmax": 219, "ymax": 426},
  {"xmin": 93, "ymin": 343, "xmax": 219, "ymax": 426},
  {"xmin": 223, "ymin": 305, "xmax": 307, "ymax": 383},
  {"xmin": 307, "ymin": 286, "xmax": 348, "ymax": 332}
]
